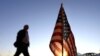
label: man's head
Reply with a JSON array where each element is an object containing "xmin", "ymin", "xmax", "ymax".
[{"xmin": 23, "ymin": 25, "xmax": 29, "ymax": 31}]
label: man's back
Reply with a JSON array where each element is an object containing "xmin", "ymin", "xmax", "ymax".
[{"xmin": 16, "ymin": 30, "xmax": 26, "ymax": 43}]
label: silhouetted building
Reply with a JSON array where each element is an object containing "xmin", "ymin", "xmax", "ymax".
[
  {"xmin": 77, "ymin": 52, "xmax": 100, "ymax": 56},
  {"xmin": 83, "ymin": 53, "xmax": 96, "ymax": 56}
]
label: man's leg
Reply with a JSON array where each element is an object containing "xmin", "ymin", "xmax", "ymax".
[
  {"xmin": 14, "ymin": 48, "xmax": 22, "ymax": 56},
  {"xmin": 22, "ymin": 47, "xmax": 30, "ymax": 56}
]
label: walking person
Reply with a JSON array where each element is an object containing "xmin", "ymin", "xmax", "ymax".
[{"xmin": 14, "ymin": 25, "xmax": 30, "ymax": 56}]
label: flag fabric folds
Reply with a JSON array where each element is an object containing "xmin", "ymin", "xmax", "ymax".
[{"xmin": 49, "ymin": 4, "xmax": 77, "ymax": 56}]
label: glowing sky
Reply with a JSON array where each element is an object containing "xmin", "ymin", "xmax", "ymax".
[{"xmin": 0, "ymin": 0, "xmax": 100, "ymax": 56}]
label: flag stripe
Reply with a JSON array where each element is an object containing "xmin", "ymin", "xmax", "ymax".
[{"xmin": 54, "ymin": 29, "xmax": 62, "ymax": 33}]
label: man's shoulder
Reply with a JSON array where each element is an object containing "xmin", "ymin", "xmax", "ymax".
[{"xmin": 18, "ymin": 29, "xmax": 24, "ymax": 33}]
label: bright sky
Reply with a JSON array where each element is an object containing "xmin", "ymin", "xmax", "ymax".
[{"xmin": 0, "ymin": 0, "xmax": 100, "ymax": 56}]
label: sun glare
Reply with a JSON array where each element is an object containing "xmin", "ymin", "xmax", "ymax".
[
  {"xmin": 58, "ymin": 50, "xmax": 68, "ymax": 56},
  {"xmin": 55, "ymin": 48, "xmax": 68, "ymax": 56}
]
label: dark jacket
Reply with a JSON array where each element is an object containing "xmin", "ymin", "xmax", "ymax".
[{"xmin": 14, "ymin": 29, "xmax": 29, "ymax": 47}]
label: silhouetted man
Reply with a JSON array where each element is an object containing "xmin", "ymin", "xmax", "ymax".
[{"xmin": 14, "ymin": 25, "xmax": 30, "ymax": 56}]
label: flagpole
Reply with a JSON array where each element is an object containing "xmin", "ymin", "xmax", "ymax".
[
  {"xmin": 61, "ymin": 1, "xmax": 64, "ymax": 56},
  {"xmin": 62, "ymin": 37, "xmax": 63, "ymax": 56}
]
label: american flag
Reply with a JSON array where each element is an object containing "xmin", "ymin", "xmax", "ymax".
[{"xmin": 49, "ymin": 4, "xmax": 77, "ymax": 56}]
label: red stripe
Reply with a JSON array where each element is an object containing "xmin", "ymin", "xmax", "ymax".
[
  {"xmin": 54, "ymin": 25, "xmax": 63, "ymax": 29},
  {"xmin": 52, "ymin": 32, "xmax": 62, "ymax": 36}
]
